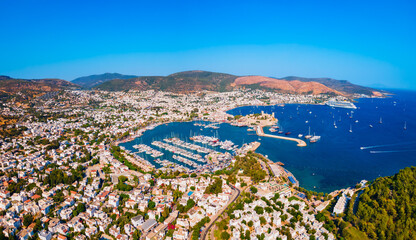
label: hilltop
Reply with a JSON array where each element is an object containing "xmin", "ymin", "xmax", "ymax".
[
  {"xmin": 72, "ymin": 73, "xmax": 138, "ymax": 88},
  {"xmin": 281, "ymin": 76, "xmax": 383, "ymax": 97},
  {"xmin": 0, "ymin": 75, "xmax": 79, "ymax": 101},
  {"xmin": 92, "ymin": 70, "xmax": 384, "ymax": 97},
  {"xmin": 94, "ymin": 70, "xmax": 237, "ymax": 92}
]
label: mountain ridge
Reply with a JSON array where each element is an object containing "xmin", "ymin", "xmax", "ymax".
[
  {"xmin": 0, "ymin": 76, "xmax": 79, "ymax": 101},
  {"xmin": 92, "ymin": 70, "xmax": 384, "ymax": 97},
  {"xmin": 72, "ymin": 73, "xmax": 138, "ymax": 88}
]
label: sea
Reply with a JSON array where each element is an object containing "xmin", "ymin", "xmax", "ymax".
[{"xmin": 120, "ymin": 89, "xmax": 416, "ymax": 193}]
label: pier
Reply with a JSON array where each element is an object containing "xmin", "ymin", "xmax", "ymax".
[{"xmin": 256, "ymin": 126, "xmax": 307, "ymax": 147}]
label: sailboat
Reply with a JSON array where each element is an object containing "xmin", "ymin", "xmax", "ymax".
[
  {"xmin": 310, "ymin": 133, "xmax": 321, "ymax": 143},
  {"xmin": 404, "ymin": 121, "xmax": 407, "ymax": 130},
  {"xmin": 334, "ymin": 121, "xmax": 337, "ymax": 128},
  {"xmin": 379, "ymin": 117, "xmax": 382, "ymax": 124},
  {"xmin": 349, "ymin": 124, "xmax": 353, "ymax": 133},
  {"xmin": 305, "ymin": 126, "xmax": 312, "ymax": 139}
]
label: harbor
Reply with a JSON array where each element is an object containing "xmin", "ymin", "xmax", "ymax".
[{"xmin": 117, "ymin": 91, "xmax": 415, "ymax": 193}]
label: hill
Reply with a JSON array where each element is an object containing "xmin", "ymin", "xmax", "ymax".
[
  {"xmin": 231, "ymin": 76, "xmax": 343, "ymax": 95},
  {"xmin": 72, "ymin": 73, "xmax": 138, "ymax": 88},
  {"xmin": 0, "ymin": 75, "xmax": 79, "ymax": 101},
  {"xmin": 93, "ymin": 70, "xmax": 383, "ymax": 97},
  {"xmin": 94, "ymin": 70, "xmax": 237, "ymax": 92},
  {"xmin": 281, "ymin": 76, "xmax": 383, "ymax": 97},
  {"xmin": 343, "ymin": 167, "xmax": 416, "ymax": 239}
]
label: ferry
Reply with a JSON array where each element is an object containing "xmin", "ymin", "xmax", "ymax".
[{"xmin": 326, "ymin": 100, "xmax": 357, "ymax": 109}]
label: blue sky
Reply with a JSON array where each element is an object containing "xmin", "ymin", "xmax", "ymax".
[{"xmin": 0, "ymin": 0, "xmax": 415, "ymax": 89}]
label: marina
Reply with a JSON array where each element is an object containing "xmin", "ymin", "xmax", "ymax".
[
  {"xmin": 132, "ymin": 144, "xmax": 164, "ymax": 158},
  {"xmin": 165, "ymin": 137, "xmax": 213, "ymax": 154},
  {"xmin": 118, "ymin": 90, "xmax": 415, "ymax": 193},
  {"xmin": 151, "ymin": 140, "xmax": 206, "ymax": 162}
]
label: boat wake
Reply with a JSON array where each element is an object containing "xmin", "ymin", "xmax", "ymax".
[
  {"xmin": 370, "ymin": 150, "xmax": 416, "ymax": 154},
  {"xmin": 360, "ymin": 142, "xmax": 416, "ymax": 150}
]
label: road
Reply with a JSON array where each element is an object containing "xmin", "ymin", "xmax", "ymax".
[{"xmin": 200, "ymin": 184, "xmax": 241, "ymax": 240}]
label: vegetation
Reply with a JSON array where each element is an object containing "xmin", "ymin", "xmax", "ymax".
[
  {"xmin": 43, "ymin": 167, "xmax": 84, "ymax": 187},
  {"xmin": 177, "ymin": 199, "xmax": 196, "ymax": 213},
  {"xmin": 23, "ymin": 214, "xmax": 33, "ymax": 227},
  {"xmin": 0, "ymin": 125, "xmax": 27, "ymax": 138},
  {"xmin": 204, "ymin": 178, "xmax": 223, "ymax": 194},
  {"xmin": 110, "ymin": 146, "xmax": 144, "ymax": 173},
  {"xmin": 191, "ymin": 217, "xmax": 210, "ymax": 240},
  {"xmin": 7, "ymin": 179, "xmax": 28, "ymax": 194},
  {"xmin": 233, "ymin": 152, "xmax": 267, "ymax": 183},
  {"xmin": 72, "ymin": 203, "xmax": 86, "ymax": 217},
  {"xmin": 343, "ymin": 166, "xmax": 416, "ymax": 239},
  {"xmin": 94, "ymin": 71, "xmax": 237, "ymax": 92},
  {"xmin": 116, "ymin": 175, "xmax": 133, "ymax": 191}
]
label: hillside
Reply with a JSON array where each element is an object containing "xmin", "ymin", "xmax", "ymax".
[
  {"xmin": 93, "ymin": 70, "xmax": 383, "ymax": 97},
  {"xmin": 94, "ymin": 70, "xmax": 237, "ymax": 92},
  {"xmin": 343, "ymin": 167, "xmax": 416, "ymax": 239},
  {"xmin": 281, "ymin": 76, "xmax": 383, "ymax": 97},
  {"xmin": 72, "ymin": 73, "xmax": 138, "ymax": 88},
  {"xmin": 231, "ymin": 76, "xmax": 343, "ymax": 95},
  {"xmin": 0, "ymin": 75, "xmax": 79, "ymax": 101}
]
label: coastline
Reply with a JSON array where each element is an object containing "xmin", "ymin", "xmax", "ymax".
[{"xmin": 113, "ymin": 95, "xmax": 394, "ymax": 193}]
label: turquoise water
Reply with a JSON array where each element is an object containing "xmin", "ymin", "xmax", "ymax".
[{"xmin": 121, "ymin": 89, "xmax": 416, "ymax": 193}]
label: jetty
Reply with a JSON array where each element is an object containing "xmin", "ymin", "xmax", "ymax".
[{"xmin": 256, "ymin": 126, "xmax": 307, "ymax": 147}]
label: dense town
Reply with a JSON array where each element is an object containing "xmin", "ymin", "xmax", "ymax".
[{"xmin": 0, "ymin": 89, "xmax": 367, "ymax": 240}]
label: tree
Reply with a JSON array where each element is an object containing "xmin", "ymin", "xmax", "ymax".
[
  {"xmin": 118, "ymin": 175, "xmax": 128, "ymax": 182},
  {"xmin": 204, "ymin": 178, "xmax": 223, "ymax": 194},
  {"xmin": 148, "ymin": 201, "xmax": 156, "ymax": 210},
  {"xmin": 254, "ymin": 206, "xmax": 264, "ymax": 214},
  {"xmin": 341, "ymin": 166, "xmax": 416, "ymax": 240},
  {"xmin": 23, "ymin": 214, "xmax": 33, "ymax": 227},
  {"xmin": 162, "ymin": 206, "xmax": 170, "ymax": 218},
  {"xmin": 250, "ymin": 186, "xmax": 258, "ymax": 194},
  {"xmin": 221, "ymin": 231, "xmax": 230, "ymax": 240},
  {"xmin": 259, "ymin": 216, "xmax": 266, "ymax": 225}
]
